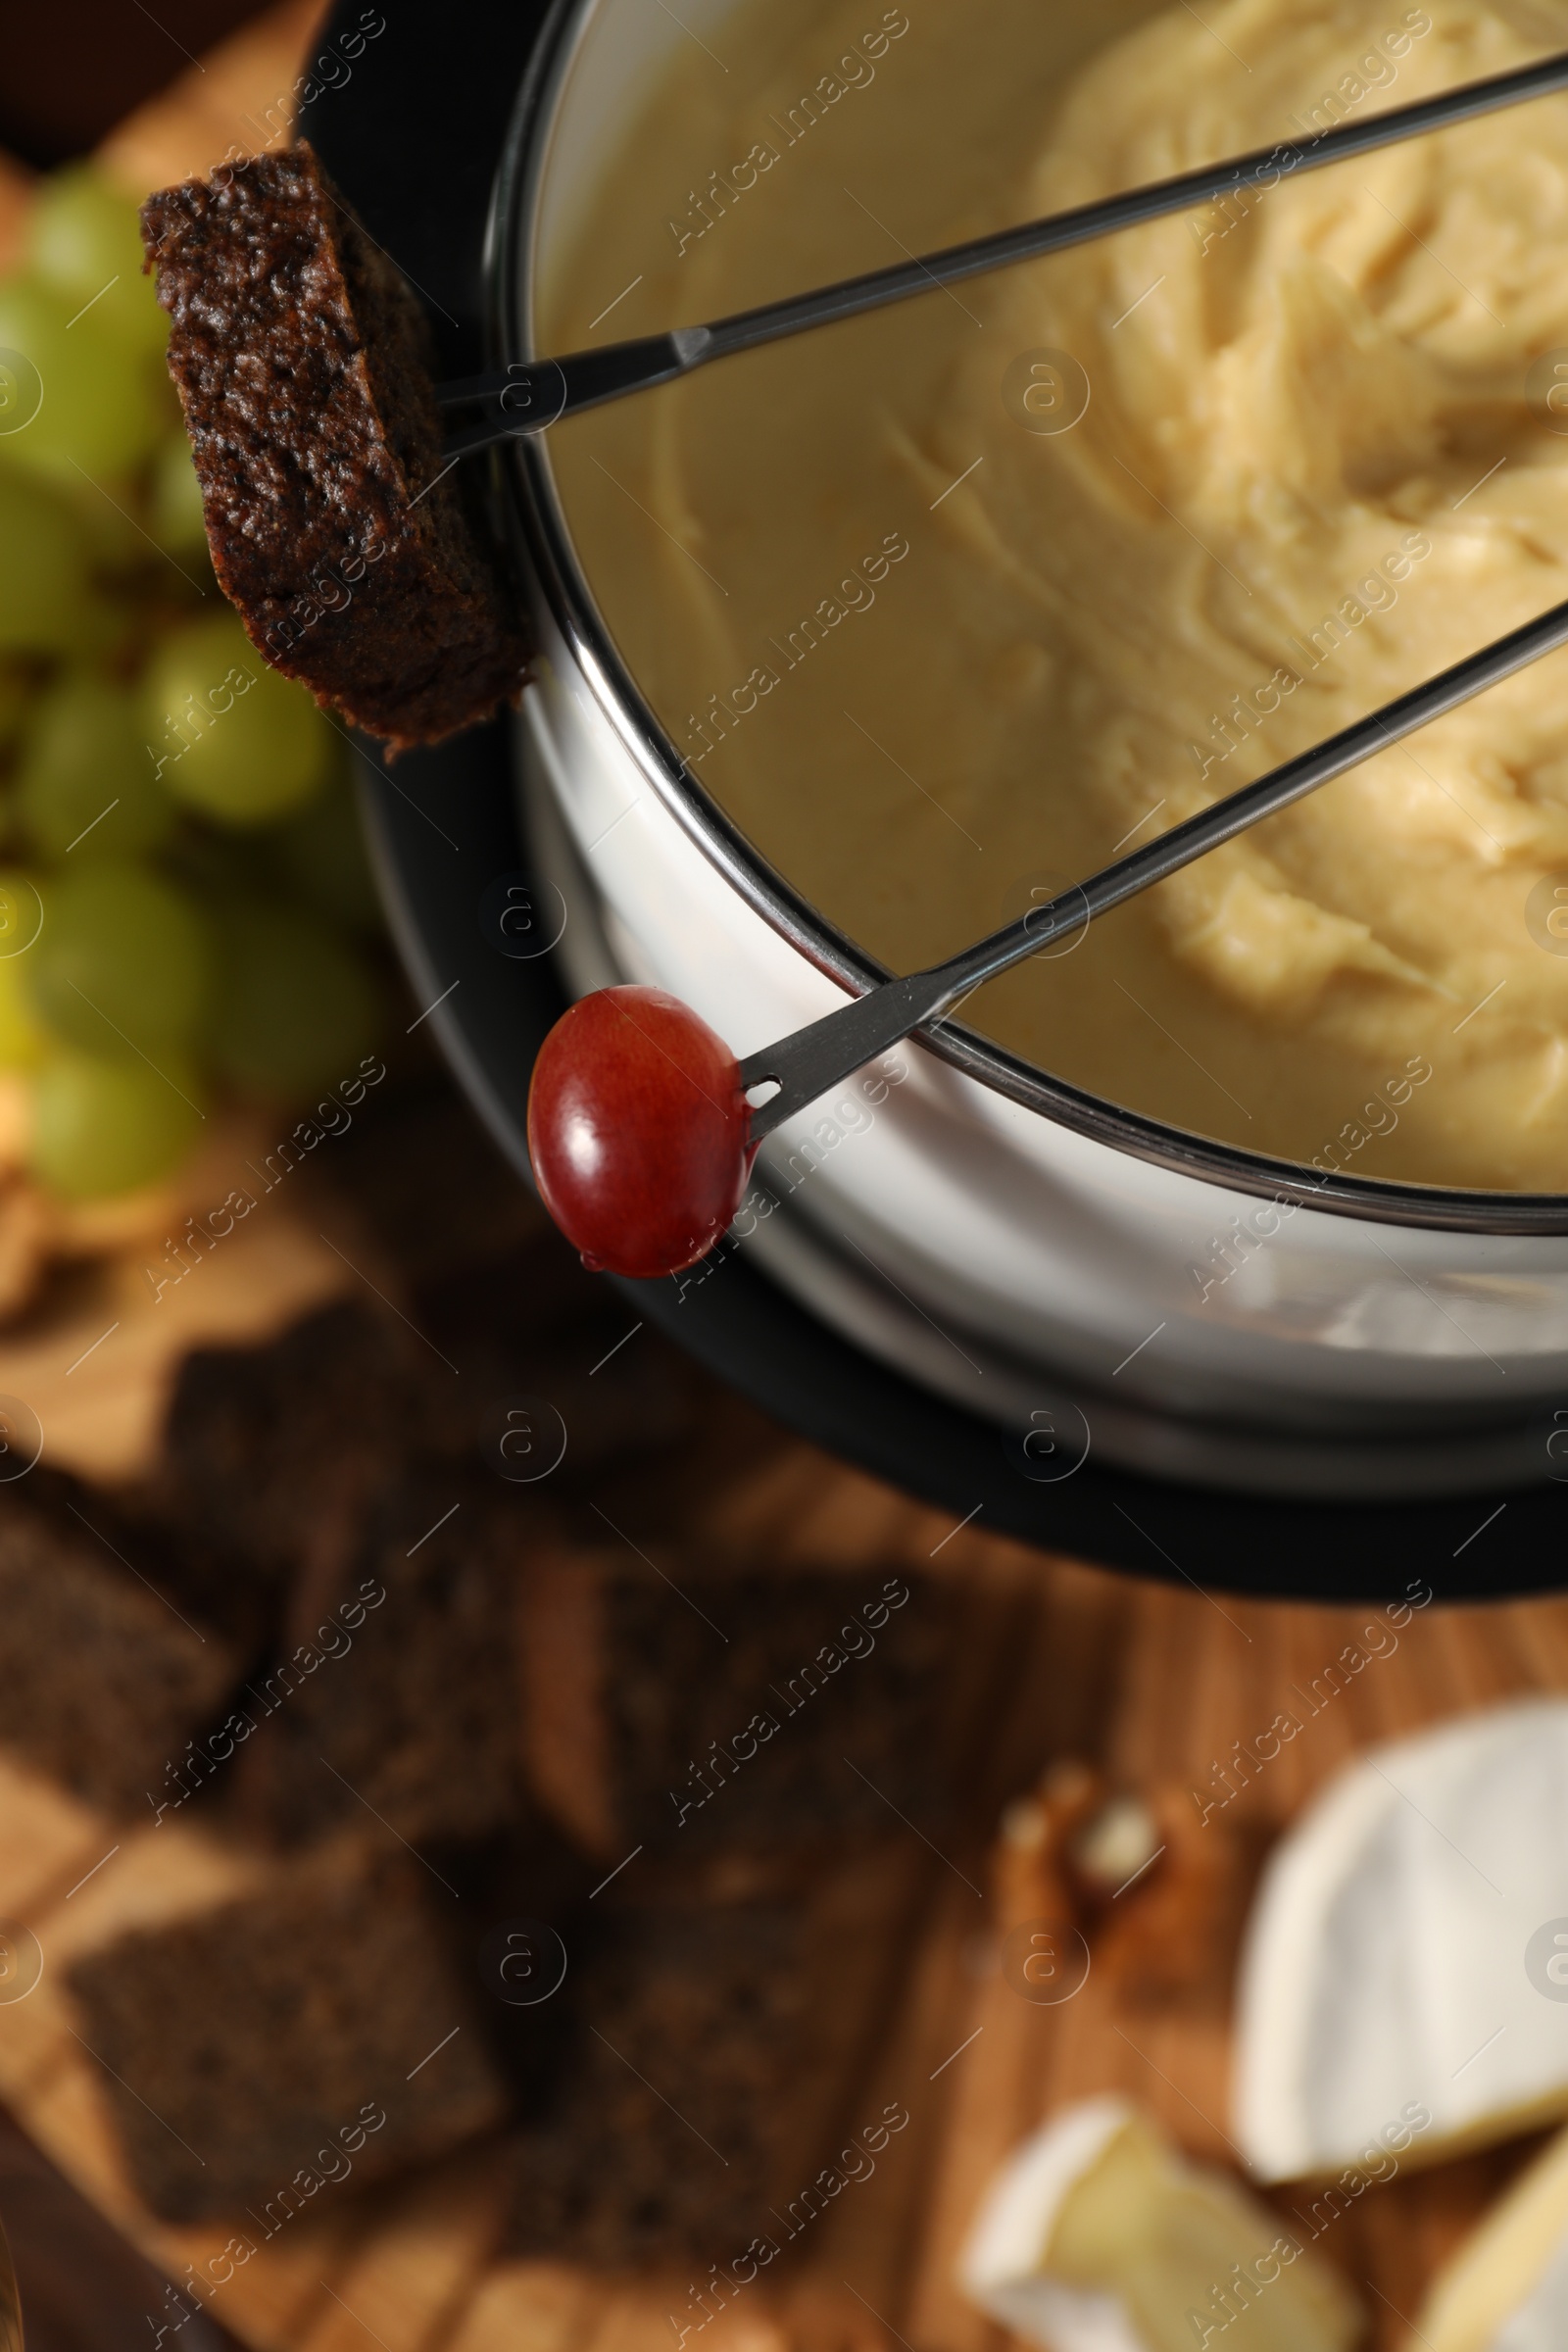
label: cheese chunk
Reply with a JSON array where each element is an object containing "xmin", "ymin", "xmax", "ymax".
[
  {"xmin": 1414, "ymin": 2124, "xmax": 1568, "ymax": 2352},
  {"xmin": 959, "ymin": 2097, "xmax": 1359, "ymax": 2352},
  {"xmin": 1235, "ymin": 1701, "xmax": 1568, "ymax": 2182}
]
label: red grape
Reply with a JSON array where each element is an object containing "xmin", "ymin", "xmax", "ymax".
[{"xmin": 526, "ymin": 985, "xmax": 755, "ymax": 1278}]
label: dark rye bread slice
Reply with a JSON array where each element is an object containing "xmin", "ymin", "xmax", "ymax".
[
  {"xmin": 409, "ymin": 1234, "xmax": 706, "ymax": 1479},
  {"xmin": 68, "ymin": 1840, "xmax": 509, "ymax": 2223},
  {"xmin": 140, "ymin": 143, "xmax": 528, "ymax": 751},
  {"xmin": 516, "ymin": 1554, "xmax": 951, "ymax": 1859},
  {"xmin": 0, "ymin": 1492, "xmax": 235, "ymax": 1816},
  {"xmin": 154, "ymin": 1298, "xmax": 431, "ymax": 1591},
  {"xmin": 508, "ymin": 1847, "xmax": 921, "ymax": 2265},
  {"xmin": 230, "ymin": 1472, "xmax": 536, "ymax": 1849}
]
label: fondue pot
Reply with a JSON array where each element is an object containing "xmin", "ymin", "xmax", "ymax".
[{"xmin": 305, "ymin": 0, "xmax": 1568, "ymax": 1594}]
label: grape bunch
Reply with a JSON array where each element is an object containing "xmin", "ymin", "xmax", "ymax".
[{"xmin": 0, "ymin": 165, "xmax": 381, "ymax": 1200}]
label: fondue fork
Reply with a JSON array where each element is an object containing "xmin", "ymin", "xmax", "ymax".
[
  {"xmin": 524, "ymin": 591, "xmax": 1568, "ymax": 1275},
  {"xmin": 738, "ymin": 595, "xmax": 1568, "ymax": 1135},
  {"xmin": 440, "ymin": 48, "xmax": 1568, "ymax": 454}
]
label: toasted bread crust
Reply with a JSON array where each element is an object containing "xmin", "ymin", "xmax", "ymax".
[{"xmin": 141, "ymin": 143, "xmax": 528, "ymax": 752}]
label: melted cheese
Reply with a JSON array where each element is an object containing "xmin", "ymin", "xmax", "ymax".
[{"xmin": 548, "ymin": 0, "xmax": 1568, "ymax": 1189}]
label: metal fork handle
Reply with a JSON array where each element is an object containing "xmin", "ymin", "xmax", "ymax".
[
  {"xmin": 439, "ymin": 48, "xmax": 1568, "ymax": 455},
  {"xmin": 739, "ymin": 595, "xmax": 1568, "ymax": 1139}
]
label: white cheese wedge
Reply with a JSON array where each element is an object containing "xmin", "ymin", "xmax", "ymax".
[
  {"xmin": 959, "ymin": 2097, "xmax": 1360, "ymax": 2352},
  {"xmin": 1234, "ymin": 1699, "xmax": 1568, "ymax": 2183},
  {"xmin": 1413, "ymin": 2122, "xmax": 1568, "ymax": 2352}
]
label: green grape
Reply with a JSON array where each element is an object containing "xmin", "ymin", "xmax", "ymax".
[
  {"xmin": 15, "ymin": 673, "xmax": 175, "ymax": 861},
  {"xmin": 150, "ymin": 432, "xmax": 209, "ymax": 557},
  {"xmin": 0, "ymin": 278, "xmax": 166, "ymax": 487},
  {"xmin": 0, "ymin": 869, "xmax": 44, "ymax": 960},
  {"xmin": 271, "ymin": 769, "xmax": 382, "ymax": 932},
  {"xmin": 143, "ymin": 612, "xmax": 331, "ymax": 825},
  {"xmin": 0, "ymin": 667, "xmax": 28, "ymax": 752},
  {"xmin": 26, "ymin": 862, "xmax": 211, "ymax": 1060},
  {"xmin": 211, "ymin": 901, "xmax": 379, "ymax": 1095},
  {"xmin": 27, "ymin": 167, "xmax": 169, "ymax": 359},
  {"xmin": 0, "ymin": 954, "xmax": 45, "ymax": 1070},
  {"xmin": 159, "ymin": 824, "xmax": 258, "ymax": 903},
  {"xmin": 71, "ymin": 593, "xmax": 140, "ymax": 667},
  {"xmin": 0, "ymin": 471, "xmax": 91, "ymax": 655},
  {"xmin": 30, "ymin": 1049, "xmax": 202, "ymax": 1200},
  {"xmin": 70, "ymin": 474, "xmax": 151, "ymax": 572}
]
